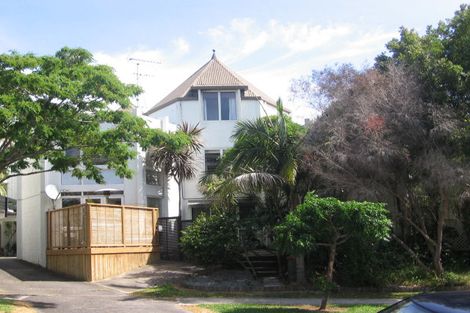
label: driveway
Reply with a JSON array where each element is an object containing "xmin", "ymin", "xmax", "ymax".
[{"xmin": 0, "ymin": 257, "xmax": 189, "ymax": 313}]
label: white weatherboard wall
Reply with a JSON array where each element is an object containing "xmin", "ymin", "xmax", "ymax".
[
  {"xmin": 148, "ymin": 91, "xmax": 278, "ymax": 219},
  {"xmin": 14, "ymin": 171, "xmax": 49, "ymax": 266}
]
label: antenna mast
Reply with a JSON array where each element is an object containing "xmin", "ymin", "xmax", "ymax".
[{"xmin": 128, "ymin": 57, "xmax": 161, "ymax": 108}]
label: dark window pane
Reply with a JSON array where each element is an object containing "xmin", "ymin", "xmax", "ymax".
[
  {"xmin": 92, "ymin": 156, "xmax": 108, "ymax": 165},
  {"xmin": 107, "ymin": 198, "xmax": 122, "ymax": 205},
  {"xmin": 62, "ymin": 198, "xmax": 81, "ymax": 207},
  {"xmin": 147, "ymin": 197, "xmax": 162, "ymax": 209},
  {"xmin": 221, "ymin": 92, "xmax": 236, "ymax": 120},
  {"xmin": 205, "ymin": 150, "xmax": 221, "ymax": 173},
  {"xmin": 86, "ymin": 198, "xmax": 101, "ymax": 204},
  {"xmin": 191, "ymin": 205, "xmax": 209, "ymax": 220},
  {"xmin": 65, "ymin": 148, "xmax": 80, "ymax": 158},
  {"xmin": 146, "ymin": 169, "xmax": 161, "ymax": 185},
  {"xmin": 203, "ymin": 92, "xmax": 219, "ymax": 120}
]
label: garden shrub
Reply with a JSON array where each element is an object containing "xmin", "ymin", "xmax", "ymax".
[{"xmin": 180, "ymin": 211, "xmax": 241, "ymax": 265}]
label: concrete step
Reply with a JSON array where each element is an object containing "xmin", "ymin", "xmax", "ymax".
[{"xmin": 262, "ymin": 276, "xmax": 284, "ymax": 290}]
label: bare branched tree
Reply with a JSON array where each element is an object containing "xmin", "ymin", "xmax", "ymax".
[{"xmin": 297, "ymin": 64, "xmax": 468, "ymax": 276}]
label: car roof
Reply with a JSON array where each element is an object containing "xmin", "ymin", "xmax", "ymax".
[{"xmin": 412, "ymin": 291, "xmax": 470, "ymax": 313}]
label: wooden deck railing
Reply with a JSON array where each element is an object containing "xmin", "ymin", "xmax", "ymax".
[{"xmin": 47, "ymin": 203, "xmax": 159, "ymax": 250}]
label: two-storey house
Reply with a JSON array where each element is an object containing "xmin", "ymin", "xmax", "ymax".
[{"xmin": 145, "ymin": 52, "xmax": 285, "ymax": 221}]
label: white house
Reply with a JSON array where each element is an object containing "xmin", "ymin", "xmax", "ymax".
[
  {"xmin": 7, "ymin": 115, "xmax": 178, "ymax": 267},
  {"xmin": 145, "ymin": 52, "xmax": 285, "ymax": 221}
]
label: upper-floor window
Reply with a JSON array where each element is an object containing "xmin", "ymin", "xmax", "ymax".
[
  {"xmin": 145, "ymin": 169, "xmax": 161, "ymax": 186},
  {"xmin": 61, "ymin": 148, "xmax": 123, "ymax": 185},
  {"xmin": 203, "ymin": 91, "xmax": 237, "ymax": 121},
  {"xmin": 205, "ymin": 150, "xmax": 225, "ymax": 173}
]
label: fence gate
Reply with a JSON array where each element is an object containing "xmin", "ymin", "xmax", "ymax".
[
  {"xmin": 157, "ymin": 216, "xmax": 181, "ymax": 260},
  {"xmin": 157, "ymin": 217, "xmax": 194, "ymax": 260}
]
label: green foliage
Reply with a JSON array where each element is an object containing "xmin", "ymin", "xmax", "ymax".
[
  {"xmin": 0, "ymin": 299, "xmax": 13, "ymax": 313},
  {"xmin": 376, "ymin": 4, "xmax": 470, "ymax": 110},
  {"xmin": 148, "ymin": 122, "xmax": 203, "ymax": 183},
  {"xmin": 180, "ymin": 211, "xmax": 241, "ymax": 265},
  {"xmin": 0, "ymin": 47, "xmax": 188, "ymax": 184},
  {"xmin": 274, "ymin": 192, "xmax": 392, "ymax": 256}
]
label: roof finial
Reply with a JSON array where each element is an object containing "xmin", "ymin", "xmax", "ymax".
[{"xmin": 211, "ymin": 49, "xmax": 216, "ymax": 60}]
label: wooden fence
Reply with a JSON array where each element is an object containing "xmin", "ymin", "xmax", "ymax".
[{"xmin": 46, "ymin": 203, "xmax": 159, "ymax": 281}]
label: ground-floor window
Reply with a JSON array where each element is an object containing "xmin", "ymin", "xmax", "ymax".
[
  {"xmin": 62, "ymin": 197, "xmax": 81, "ymax": 207},
  {"xmin": 60, "ymin": 191, "xmax": 124, "ymax": 208},
  {"xmin": 147, "ymin": 197, "xmax": 162, "ymax": 209},
  {"xmin": 191, "ymin": 205, "xmax": 210, "ymax": 220}
]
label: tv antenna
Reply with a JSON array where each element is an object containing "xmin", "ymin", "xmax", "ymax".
[
  {"xmin": 45, "ymin": 184, "xmax": 61, "ymax": 210},
  {"xmin": 128, "ymin": 57, "xmax": 161, "ymax": 86}
]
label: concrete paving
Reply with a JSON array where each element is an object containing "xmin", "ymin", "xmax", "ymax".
[{"xmin": 0, "ymin": 257, "xmax": 188, "ymax": 313}]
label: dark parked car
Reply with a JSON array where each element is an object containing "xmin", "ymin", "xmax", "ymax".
[{"xmin": 379, "ymin": 291, "xmax": 470, "ymax": 313}]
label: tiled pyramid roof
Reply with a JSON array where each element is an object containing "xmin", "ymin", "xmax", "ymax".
[{"xmin": 144, "ymin": 53, "xmax": 278, "ymax": 115}]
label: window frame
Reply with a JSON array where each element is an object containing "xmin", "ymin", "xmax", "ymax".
[
  {"xmin": 202, "ymin": 91, "xmax": 237, "ymax": 121},
  {"xmin": 204, "ymin": 148, "xmax": 228, "ymax": 173}
]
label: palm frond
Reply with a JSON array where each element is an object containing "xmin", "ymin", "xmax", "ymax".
[{"xmin": 232, "ymin": 172, "xmax": 285, "ymax": 193}]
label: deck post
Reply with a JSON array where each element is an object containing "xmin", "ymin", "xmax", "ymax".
[
  {"xmin": 121, "ymin": 205, "xmax": 125, "ymax": 246},
  {"xmin": 66, "ymin": 208, "xmax": 71, "ymax": 247},
  {"xmin": 86, "ymin": 204, "xmax": 92, "ymax": 247}
]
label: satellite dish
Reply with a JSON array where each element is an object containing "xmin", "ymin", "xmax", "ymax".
[{"xmin": 45, "ymin": 184, "xmax": 61, "ymax": 200}]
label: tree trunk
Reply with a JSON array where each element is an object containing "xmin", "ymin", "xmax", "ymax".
[
  {"xmin": 289, "ymin": 190, "xmax": 307, "ymax": 284},
  {"xmin": 177, "ymin": 181, "xmax": 183, "ymax": 219},
  {"xmin": 295, "ymin": 254, "xmax": 306, "ymax": 284},
  {"xmin": 320, "ymin": 239, "xmax": 337, "ymax": 311},
  {"xmin": 392, "ymin": 233, "xmax": 432, "ymax": 274},
  {"xmin": 433, "ymin": 189, "xmax": 448, "ymax": 277}
]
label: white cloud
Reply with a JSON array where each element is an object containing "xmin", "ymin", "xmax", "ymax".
[
  {"xmin": 269, "ymin": 20, "xmax": 352, "ymax": 54},
  {"xmin": 172, "ymin": 37, "xmax": 190, "ymax": 55},
  {"xmin": 203, "ymin": 18, "xmax": 353, "ymax": 62},
  {"xmin": 92, "ymin": 21, "xmax": 396, "ymax": 125}
]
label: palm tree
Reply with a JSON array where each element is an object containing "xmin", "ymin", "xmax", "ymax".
[
  {"xmin": 203, "ymin": 99, "xmax": 307, "ymax": 282},
  {"xmin": 0, "ymin": 172, "xmax": 6, "ymax": 196},
  {"xmin": 149, "ymin": 122, "xmax": 203, "ymax": 218}
]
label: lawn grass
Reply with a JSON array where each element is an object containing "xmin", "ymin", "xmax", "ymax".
[
  {"xmin": 0, "ymin": 299, "xmax": 14, "ymax": 313},
  {"xmin": 0, "ymin": 298, "xmax": 36, "ymax": 313},
  {"xmin": 379, "ymin": 267, "xmax": 470, "ymax": 290},
  {"xmin": 188, "ymin": 304, "xmax": 387, "ymax": 313},
  {"xmin": 135, "ymin": 283, "xmax": 413, "ymax": 300}
]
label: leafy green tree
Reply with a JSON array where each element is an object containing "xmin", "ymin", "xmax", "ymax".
[
  {"xmin": 376, "ymin": 4, "xmax": 470, "ymax": 125},
  {"xmin": 275, "ymin": 193, "xmax": 391, "ymax": 310},
  {"xmin": 0, "ymin": 47, "xmax": 187, "ymax": 184},
  {"xmin": 148, "ymin": 122, "xmax": 202, "ymax": 217}
]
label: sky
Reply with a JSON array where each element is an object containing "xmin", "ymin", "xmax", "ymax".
[{"xmin": 0, "ymin": 0, "xmax": 466, "ymax": 122}]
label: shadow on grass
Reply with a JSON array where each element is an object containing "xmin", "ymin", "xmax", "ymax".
[
  {"xmin": 200, "ymin": 304, "xmax": 318, "ymax": 313},
  {"xmin": 197, "ymin": 304, "xmax": 386, "ymax": 313},
  {"xmin": 1, "ymin": 297, "xmax": 57, "ymax": 312}
]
